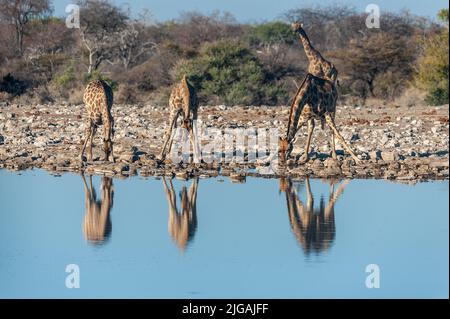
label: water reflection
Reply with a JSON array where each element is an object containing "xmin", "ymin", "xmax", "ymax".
[
  {"xmin": 162, "ymin": 177, "xmax": 198, "ymax": 251},
  {"xmin": 280, "ymin": 177, "xmax": 349, "ymax": 255},
  {"xmin": 82, "ymin": 174, "xmax": 114, "ymax": 245},
  {"xmin": 1, "ymin": 169, "xmax": 448, "ymax": 298}
]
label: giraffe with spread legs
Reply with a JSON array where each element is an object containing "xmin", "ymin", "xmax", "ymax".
[
  {"xmin": 279, "ymin": 73, "xmax": 360, "ymax": 163},
  {"xmin": 162, "ymin": 177, "xmax": 198, "ymax": 251},
  {"xmin": 291, "ymin": 22, "xmax": 338, "ymax": 83},
  {"xmin": 281, "ymin": 22, "xmax": 347, "ymax": 163},
  {"xmin": 80, "ymin": 80, "xmax": 115, "ymax": 162},
  {"xmin": 280, "ymin": 177, "xmax": 349, "ymax": 254},
  {"xmin": 282, "ymin": 22, "xmax": 338, "ymax": 162},
  {"xmin": 81, "ymin": 174, "xmax": 114, "ymax": 245},
  {"xmin": 159, "ymin": 76, "xmax": 201, "ymax": 163}
]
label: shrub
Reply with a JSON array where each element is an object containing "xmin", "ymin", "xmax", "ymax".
[
  {"xmin": 416, "ymin": 9, "xmax": 449, "ymax": 105},
  {"xmin": 174, "ymin": 40, "xmax": 287, "ymax": 105},
  {"xmin": 0, "ymin": 73, "xmax": 29, "ymax": 96},
  {"xmin": 52, "ymin": 63, "xmax": 76, "ymax": 89},
  {"xmin": 333, "ymin": 32, "xmax": 415, "ymax": 102}
]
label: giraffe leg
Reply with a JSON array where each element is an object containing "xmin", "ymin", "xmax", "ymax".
[
  {"xmin": 81, "ymin": 173, "xmax": 90, "ymax": 210},
  {"xmin": 166, "ymin": 115, "xmax": 180, "ymax": 161},
  {"xmin": 89, "ymin": 125, "xmax": 97, "ymax": 162},
  {"xmin": 325, "ymin": 114, "xmax": 360, "ymax": 163},
  {"xmin": 300, "ymin": 119, "xmax": 315, "ymax": 164},
  {"xmin": 110, "ymin": 141, "xmax": 115, "ymax": 163},
  {"xmin": 305, "ymin": 177, "xmax": 314, "ymax": 211},
  {"xmin": 102, "ymin": 120, "xmax": 114, "ymax": 162},
  {"xmin": 159, "ymin": 113, "xmax": 179, "ymax": 162},
  {"xmin": 80, "ymin": 121, "xmax": 94, "ymax": 162},
  {"xmin": 189, "ymin": 121, "xmax": 202, "ymax": 163},
  {"xmin": 328, "ymin": 115, "xmax": 337, "ymax": 159},
  {"xmin": 89, "ymin": 175, "xmax": 95, "ymax": 198},
  {"xmin": 331, "ymin": 132, "xmax": 337, "ymax": 159},
  {"xmin": 102, "ymin": 138, "xmax": 112, "ymax": 162},
  {"xmin": 109, "ymin": 119, "xmax": 115, "ymax": 163},
  {"xmin": 288, "ymin": 115, "xmax": 308, "ymax": 161},
  {"xmin": 328, "ymin": 180, "xmax": 336, "ymax": 201}
]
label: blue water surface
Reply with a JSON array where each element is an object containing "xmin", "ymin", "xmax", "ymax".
[{"xmin": 0, "ymin": 169, "xmax": 448, "ymax": 298}]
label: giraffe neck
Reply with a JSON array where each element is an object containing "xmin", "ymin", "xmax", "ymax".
[
  {"xmin": 286, "ymin": 74, "xmax": 311, "ymax": 141},
  {"xmin": 296, "ymin": 28, "xmax": 319, "ymax": 62}
]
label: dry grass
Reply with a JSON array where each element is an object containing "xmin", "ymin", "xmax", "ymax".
[{"xmin": 393, "ymin": 87, "xmax": 427, "ymax": 107}]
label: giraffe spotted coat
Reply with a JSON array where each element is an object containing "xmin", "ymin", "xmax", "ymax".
[{"xmin": 80, "ymin": 80, "xmax": 115, "ymax": 162}]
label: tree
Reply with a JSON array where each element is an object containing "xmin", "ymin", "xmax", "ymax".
[
  {"xmin": 176, "ymin": 11, "xmax": 240, "ymax": 48},
  {"xmin": 416, "ymin": 9, "xmax": 449, "ymax": 105},
  {"xmin": 284, "ymin": 5, "xmax": 357, "ymax": 51},
  {"xmin": 334, "ymin": 32, "xmax": 415, "ymax": 101},
  {"xmin": 78, "ymin": 0, "xmax": 128, "ymax": 74},
  {"xmin": 0, "ymin": 0, "xmax": 52, "ymax": 56},
  {"xmin": 24, "ymin": 17, "xmax": 76, "ymax": 79},
  {"xmin": 117, "ymin": 20, "xmax": 157, "ymax": 70}
]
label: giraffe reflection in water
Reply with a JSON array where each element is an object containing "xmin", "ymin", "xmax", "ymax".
[
  {"xmin": 162, "ymin": 177, "xmax": 198, "ymax": 252},
  {"xmin": 82, "ymin": 174, "xmax": 114, "ymax": 245},
  {"xmin": 280, "ymin": 177, "xmax": 349, "ymax": 255}
]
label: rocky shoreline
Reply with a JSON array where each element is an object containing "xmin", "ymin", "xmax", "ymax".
[{"xmin": 0, "ymin": 102, "xmax": 448, "ymax": 181}]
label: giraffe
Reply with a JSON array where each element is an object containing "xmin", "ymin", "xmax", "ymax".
[
  {"xmin": 280, "ymin": 177, "xmax": 349, "ymax": 255},
  {"xmin": 159, "ymin": 75, "xmax": 201, "ymax": 163},
  {"xmin": 81, "ymin": 174, "xmax": 114, "ymax": 245},
  {"xmin": 279, "ymin": 73, "xmax": 360, "ymax": 163},
  {"xmin": 291, "ymin": 22, "xmax": 338, "ymax": 83},
  {"xmin": 80, "ymin": 80, "xmax": 115, "ymax": 163},
  {"xmin": 286, "ymin": 22, "xmax": 347, "ymax": 163},
  {"xmin": 162, "ymin": 177, "xmax": 198, "ymax": 252}
]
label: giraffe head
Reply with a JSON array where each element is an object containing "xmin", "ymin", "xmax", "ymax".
[
  {"xmin": 103, "ymin": 139, "xmax": 114, "ymax": 162},
  {"xmin": 279, "ymin": 178, "xmax": 290, "ymax": 193},
  {"xmin": 182, "ymin": 119, "xmax": 192, "ymax": 131},
  {"xmin": 291, "ymin": 21, "xmax": 304, "ymax": 32}
]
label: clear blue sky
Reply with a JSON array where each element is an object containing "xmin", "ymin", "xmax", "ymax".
[{"xmin": 54, "ymin": 0, "xmax": 449, "ymax": 23}]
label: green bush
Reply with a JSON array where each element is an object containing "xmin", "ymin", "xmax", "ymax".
[
  {"xmin": 425, "ymin": 88, "xmax": 449, "ymax": 106},
  {"xmin": 416, "ymin": 9, "xmax": 449, "ymax": 105},
  {"xmin": 52, "ymin": 63, "xmax": 76, "ymax": 88},
  {"xmin": 174, "ymin": 40, "xmax": 287, "ymax": 105}
]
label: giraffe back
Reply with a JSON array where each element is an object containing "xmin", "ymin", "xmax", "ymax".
[
  {"xmin": 308, "ymin": 75, "xmax": 338, "ymax": 115},
  {"xmin": 292, "ymin": 74, "xmax": 337, "ymax": 118},
  {"xmin": 83, "ymin": 80, "xmax": 114, "ymax": 125},
  {"xmin": 169, "ymin": 76, "xmax": 198, "ymax": 120},
  {"xmin": 309, "ymin": 60, "xmax": 338, "ymax": 83}
]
